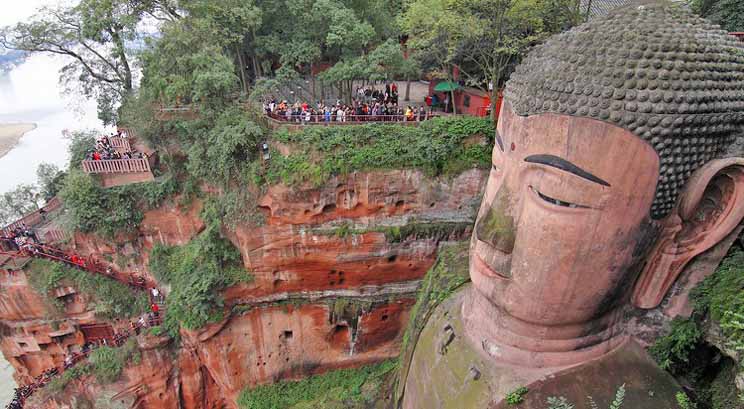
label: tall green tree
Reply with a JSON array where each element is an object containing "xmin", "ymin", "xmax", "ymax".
[
  {"xmin": 0, "ymin": 0, "xmax": 158, "ymax": 124},
  {"xmin": 401, "ymin": 0, "xmax": 580, "ymax": 118}
]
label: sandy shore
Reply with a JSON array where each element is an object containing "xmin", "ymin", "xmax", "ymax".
[{"xmin": 0, "ymin": 123, "xmax": 36, "ymax": 159}]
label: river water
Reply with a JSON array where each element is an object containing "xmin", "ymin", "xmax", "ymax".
[{"xmin": 0, "ymin": 53, "xmax": 104, "ymax": 408}]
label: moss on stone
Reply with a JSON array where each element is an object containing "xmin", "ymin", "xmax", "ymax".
[
  {"xmin": 395, "ymin": 241, "xmax": 471, "ymax": 403},
  {"xmin": 237, "ymin": 359, "xmax": 397, "ymax": 409}
]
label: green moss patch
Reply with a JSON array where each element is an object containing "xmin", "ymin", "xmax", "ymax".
[
  {"xmin": 261, "ymin": 117, "xmax": 492, "ymax": 187},
  {"xmin": 237, "ymin": 360, "xmax": 396, "ymax": 409},
  {"xmin": 395, "ymin": 241, "xmax": 471, "ymax": 402}
]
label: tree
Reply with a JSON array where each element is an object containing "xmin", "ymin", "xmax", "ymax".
[
  {"xmin": 0, "ymin": 0, "xmax": 158, "ymax": 124},
  {"xmin": 37, "ymin": 163, "xmax": 66, "ymax": 202},
  {"xmin": 66, "ymin": 130, "xmax": 97, "ymax": 170},
  {"xmin": 691, "ymin": 0, "xmax": 744, "ymax": 32},
  {"xmin": 181, "ymin": 0, "xmax": 263, "ymax": 94},
  {"xmin": 58, "ymin": 170, "xmax": 106, "ymax": 233},
  {"xmin": 401, "ymin": 0, "xmax": 581, "ymax": 119},
  {"xmin": 0, "ymin": 185, "xmax": 43, "ymax": 225}
]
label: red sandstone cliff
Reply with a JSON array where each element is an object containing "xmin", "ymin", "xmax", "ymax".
[{"xmin": 0, "ymin": 168, "xmax": 487, "ymax": 408}]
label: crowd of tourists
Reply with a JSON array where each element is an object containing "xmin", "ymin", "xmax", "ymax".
[
  {"xmin": 263, "ymin": 83, "xmax": 434, "ymax": 123},
  {"xmin": 4, "ymin": 305, "xmax": 162, "ymax": 409},
  {"xmin": 85, "ymin": 133, "xmax": 145, "ymax": 161}
]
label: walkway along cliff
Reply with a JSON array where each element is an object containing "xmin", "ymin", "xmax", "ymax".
[{"xmin": 0, "ymin": 117, "xmax": 492, "ymax": 408}]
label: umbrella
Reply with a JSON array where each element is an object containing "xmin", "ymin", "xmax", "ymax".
[{"xmin": 434, "ymin": 81, "xmax": 461, "ymax": 92}]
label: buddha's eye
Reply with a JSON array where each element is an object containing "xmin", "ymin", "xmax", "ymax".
[{"xmin": 530, "ymin": 186, "xmax": 588, "ymax": 209}]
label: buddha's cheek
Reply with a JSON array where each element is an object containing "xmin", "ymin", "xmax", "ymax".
[{"xmin": 502, "ymin": 196, "xmax": 614, "ymax": 325}]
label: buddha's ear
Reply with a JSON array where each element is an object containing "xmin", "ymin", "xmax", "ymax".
[{"xmin": 632, "ymin": 158, "xmax": 744, "ymax": 309}]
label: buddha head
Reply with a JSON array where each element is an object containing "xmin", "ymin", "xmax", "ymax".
[{"xmin": 466, "ymin": 1, "xmax": 744, "ymax": 366}]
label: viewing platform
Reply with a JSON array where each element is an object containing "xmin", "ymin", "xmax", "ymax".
[
  {"xmin": 1, "ymin": 198, "xmax": 68, "ymax": 244},
  {"xmin": 264, "ymin": 112, "xmax": 441, "ymax": 131},
  {"xmin": 81, "ymin": 128, "xmax": 158, "ymax": 188}
]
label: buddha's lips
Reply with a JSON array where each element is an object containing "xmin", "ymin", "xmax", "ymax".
[{"xmin": 474, "ymin": 253, "xmax": 509, "ymax": 280}]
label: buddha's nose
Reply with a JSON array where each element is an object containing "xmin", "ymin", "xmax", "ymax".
[{"xmin": 474, "ymin": 187, "xmax": 516, "ymax": 254}]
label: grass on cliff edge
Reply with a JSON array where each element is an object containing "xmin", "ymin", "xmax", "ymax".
[
  {"xmin": 25, "ymin": 259, "xmax": 149, "ymax": 320},
  {"xmin": 237, "ymin": 360, "xmax": 397, "ymax": 409},
  {"xmin": 262, "ymin": 116, "xmax": 493, "ymax": 187}
]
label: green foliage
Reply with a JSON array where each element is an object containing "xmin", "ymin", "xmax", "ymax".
[
  {"xmin": 264, "ymin": 117, "xmax": 492, "ymax": 187},
  {"xmin": 237, "ymin": 360, "xmax": 396, "ymax": 409},
  {"xmin": 0, "ymin": 183, "xmax": 43, "ymax": 225},
  {"xmin": 59, "ymin": 170, "xmax": 179, "ymax": 237},
  {"xmin": 691, "ymin": 249, "xmax": 744, "ymax": 349},
  {"xmin": 66, "ymin": 131, "xmax": 98, "ymax": 170},
  {"xmin": 649, "ymin": 318, "xmax": 702, "ymax": 373},
  {"xmin": 505, "ymin": 386, "xmax": 529, "ymax": 405},
  {"xmin": 88, "ymin": 339, "xmax": 141, "ymax": 384},
  {"xmin": 676, "ymin": 391, "xmax": 696, "ymax": 409},
  {"xmin": 691, "ymin": 0, "xmax": 744, "ymax": 32},
  {"xmin": 148, "ymin": 205, "xmax": 250, "ymax": 337},
  {"xmin": 46, "ymin": 363, "xmax": 92, "ymax": 394},
  {"xmin": 26, "ymin": 259, "xmax": 149, "ymax": 320},
  {"xmin": 0, "ymin": 0, "xmax": 145, "ymax": 122},
  {"xmin": 547, "ymin": 396, "xmax": 575, "ymax": 409},
  {"xmin": 608, "ymin": 384, "xmax": 625, "ymax": 409},
  {"xmin": 186, "ymin": 107, "xmax": 265, "ymax": 186},
  {"xmin": 37, "ymin": 163, "xmax": 66, "ymax": 201}
]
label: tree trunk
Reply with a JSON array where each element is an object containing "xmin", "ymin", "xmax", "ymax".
[
  {"xmin": 311, "ymin": 66, "xmax": 317, "ymax": 103},
  {"xmin": 236, "ymin": 46, "xmax": 249, "ymax": 94},
  {"xmin": 450, "ymin": 89, "xmax": 457, "ymax": 115},
  {"xmin": 405, "ymin": 76, "xmax": 411, "ymax": 102}
]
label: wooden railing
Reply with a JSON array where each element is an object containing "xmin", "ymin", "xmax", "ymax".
[
  {"xmin": 109, "ymin": 136, "xmax": 131, "ymax": 152},
  {"xmin": 2, "ymin": 198, "xmax": 62, "ymax": 233},
  {"xmin": 82, "ymin": 158, "xmax": 151, "ymax": 174}
]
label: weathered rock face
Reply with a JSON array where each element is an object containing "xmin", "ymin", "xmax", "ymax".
[{"xmin": 0, "ymin": 168, "xmax": 487, "ymax": 408}]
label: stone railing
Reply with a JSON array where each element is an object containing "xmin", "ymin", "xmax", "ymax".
[{"xmin": 82, "ymin": 158, "xmax": 151, "ymax": 174}]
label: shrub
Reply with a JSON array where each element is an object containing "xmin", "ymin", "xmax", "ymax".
[
  {"xmin": 88, "ymin": 339, "xmax": 141, "ymax": 384},
  {"xmin": 547, "ymin": 396, "xmax": 575, "ymax": 409},
  {"xmin": 506, "ymin": 386, "xmax": 529, "ymax": 405},
  {"xmin": 59, "ymin": 171, "xmax": 179, "ymax": 238},
  {"xmin": 26, "ymin": 260, "xmax": 148, "ymax": 320},
  {"xmin": 264, "ymin": 117, "xmax": 492, "ymax": 187},
  {"xmin": 149, "ymin": 205, "xmax": 250, "ymax": 337},
  {"xmin": 691, "ymin": 249, "xmax": 744, "ymax": 349},
  {"xmin": 676, "ymin": 391, "xmax": 696, "ymax": 409},
  {"xmin": 649, "ymin": 318, "xmax": 702, "ymax": 373}
]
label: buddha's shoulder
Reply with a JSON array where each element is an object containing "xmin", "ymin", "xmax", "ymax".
[{"xmin": 401, "ymin": 285, "xmax": 682, "ymax": 409}]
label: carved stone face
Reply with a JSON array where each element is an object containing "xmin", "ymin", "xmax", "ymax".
[{"xmin": 470, "ymin": 102, "xmax": 660, "ymax": 327}]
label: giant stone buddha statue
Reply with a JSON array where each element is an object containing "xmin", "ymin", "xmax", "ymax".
[{"xmin": 401, "ymin": 1, "xmax": 744, "ymax": 408}]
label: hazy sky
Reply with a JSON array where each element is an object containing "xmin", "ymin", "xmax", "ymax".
[{"xmin": 0, "ymin": 1, "xmax": 51, "ymax": 27}]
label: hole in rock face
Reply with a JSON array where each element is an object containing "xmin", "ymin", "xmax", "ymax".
[
  {"xmin": 381, "ymin": 314, "xmax": 389, "ymax": 321},
  {"xmin": 395, "ymin": 200, "xmax": 405, "ymax": 207},
  {"xmin": 283, "ymin": 330, "xmax": 293, "ymax": 340},
  {"xmin": 388, "ymin": 255, "xmax": 397, "ymax": 263},
  {"xmin": 322, "ymin": 204, "xmax": 336, "ymax": 214}
]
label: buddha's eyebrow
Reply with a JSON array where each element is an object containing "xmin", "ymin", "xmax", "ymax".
[{"xmin": 524, "ymin": 154, "xmax": 611, "ymax": 187}]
